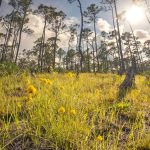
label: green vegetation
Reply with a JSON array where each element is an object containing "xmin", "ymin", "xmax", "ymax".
[
  {"xmin": 0, "ymin": 61, "xmax": 19, "ymax": 76},
  {"xmin": 0, "ymin": 73, "xmax": 149, "ymax": 150}
]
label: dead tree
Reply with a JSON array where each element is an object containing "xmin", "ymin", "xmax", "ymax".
[{"xmin": 118, "ymin": 57, "xmax": 136, "ymax": 99}]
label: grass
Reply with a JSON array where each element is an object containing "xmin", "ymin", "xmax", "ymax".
[{"xmin": 0, "ymin": 72, "xmax": 150, "ymax": 150}]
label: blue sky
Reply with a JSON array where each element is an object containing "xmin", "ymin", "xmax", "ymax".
[
  {"xmin": 0, "ymin": 0, "xmax": 150, "ymax": 50},
  {"xmin": 1, "ymin": 0, "xmax": 149, "ymax": 30}
]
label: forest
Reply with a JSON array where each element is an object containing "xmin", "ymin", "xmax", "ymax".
[{"xmin": 0, "ymin": 0, "xmax": 150, "ymax": 149}]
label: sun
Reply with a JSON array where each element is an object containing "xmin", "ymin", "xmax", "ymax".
[{"xmin": 125, "ymin": 5, "xmax": 145, "ymax": 24}]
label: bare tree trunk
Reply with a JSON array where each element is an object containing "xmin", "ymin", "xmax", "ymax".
[
  {"xmin": 93, "ymin": 17, "xmax": 100, "ymax": 72},
  {"xmin": 86, "ymin": 39, "xmax": 90, "ymax": 72},
  {"xmin": 53, "ymin": 33, "xmax": 58, "ymax": 70},
  {"xmin": 128, "ymin": 22, "xmax": 143, "ymax": 72},
  {"xmin": 110, "ymin": 5, "xmax": 121, "ymax": 70},
  {"xmin": 11, "ymin": 28, "xmax": 19, "ymax": 61},
  {"xmin": 88, "ymin": 40, "xmax": 96, "ymax": 73},
  {"xmin": 40, "ymin": 17, "xmax": 46, "ymax": 72},
  {"xmin": 118, "ymin": 57, "xmax": 136, "ymax": 99},
  {"xmin": 15, "ymin": 10, "xmax": 27, "ymax": 63},
  {"xmin": 114, "ymin": 0, "xmax": 125, "ymax": 74},
  {"xmin": 1, "ymin": 10, "xmax": 15, "ymax": 61},
  {"xmin": 77, "ymin": 0, "xmax": 84, "ymax": 71},
  {"xmin": 1, "ymin": 30, "xmax": 9, "ymax": 61}
]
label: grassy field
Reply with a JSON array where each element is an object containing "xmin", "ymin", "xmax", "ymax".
[{"xmin": 0, "ymin": 73, "xmax": 150, "ymax": 150}]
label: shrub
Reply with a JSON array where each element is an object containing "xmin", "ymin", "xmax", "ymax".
[{"xmin": 0, "ymin": 61, "xmax": 19, "ymax": 76}]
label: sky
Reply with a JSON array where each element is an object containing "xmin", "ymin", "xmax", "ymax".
[{"xmin": 0, "ymin": 0, "xmax": 150, "ymax": 51}]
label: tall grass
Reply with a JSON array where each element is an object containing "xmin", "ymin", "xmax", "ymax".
[{"xmin": 0, "ymin": 73, "xmax": 150, "ymax": 150}]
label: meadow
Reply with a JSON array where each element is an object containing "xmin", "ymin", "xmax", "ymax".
[{"xmin": 0, "ymin": 73, "xmax": 150, "ymax": 150}]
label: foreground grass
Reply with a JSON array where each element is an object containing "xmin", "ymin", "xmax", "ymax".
[{"xmin": 0, "ymin": 73, "xmax": 150, "ymax": 150}]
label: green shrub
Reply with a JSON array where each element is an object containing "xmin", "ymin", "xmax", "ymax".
[{"xmin": 0, "ymin": 61, "xmax": 19, "ymax": 76}]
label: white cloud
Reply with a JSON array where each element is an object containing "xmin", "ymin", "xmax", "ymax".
[
  {"xmin": 134, "ymin": 29, "xmax": 150, "ymax": 40},
  {"xmin": 97, "ymin": 18, "xmax": 111, "ymax": 32},
  {"xmin": 64, "ymin": 17, "xmax": 79, "ymax": 26},
  {"xmin": 20, "ymin": 16, "xmax": 79, "ymax": 51},
  {"xmin": 59, "ymin": 32, "xmax": 70, "ymax": 50},
  {"xmin": 20, "ymin": 14, "xmax": 53, "ymax": 50}
]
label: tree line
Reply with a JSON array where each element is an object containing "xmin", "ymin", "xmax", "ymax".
[{"xmin": 0, "ymin": 0, "xmax": 150, "ymax": 73}]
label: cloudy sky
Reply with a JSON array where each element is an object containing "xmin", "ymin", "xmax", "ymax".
[{"xmin": 0, "ymin": 0, "xmax": 150, "ymax": 51}]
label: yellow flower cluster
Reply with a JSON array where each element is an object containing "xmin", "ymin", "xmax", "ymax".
[
  {"xmin": 40, "ymin": 78, "xmax": 52, "ymax": 85},
  {"xmin": 27, "ymin": 85, "xmax": 37, "ymax": 94},
  {"xmin": 58, "ymin": 107, "xmax": 76, "ymax": 115},
  {"xmin": 66, "ymin": 72, "xmax": 75, "ymax": 78},
  {"xmin": 26, "ymin": 84, "xmax": 37, "ymax": 101},
  {"xmin": 96, "ymin": 135, "xmax": 103, "ymax": 141},
  {"xmin": 58, "ymin": 106, "xmax": 65, "ymax": 114},
  {"xmin": 70, "ymin": 109, "xmax": 76, "ymax": 115},
  {"xmin": 116, "ymin": 102, "xmax": 130, "ymax": 109}
]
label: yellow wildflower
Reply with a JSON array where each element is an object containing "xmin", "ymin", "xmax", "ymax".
[
  {"xmin": 46, "ymin": 79, "xmax": 52, "ymax": 85},
  {"xmin": 27, "ymin": 85, "xmax": 37, "ymax": 94},
  {"xmin": 40, "ymin": 78, "xmax": 52, "ymax": 85},
  {"xmin": 67, "ymin": 72, "xmax": 75, "ymax": 78},
  {"xmin": 116, "ymin": 102, "xmax": 130, "ymax": 109},
  {"xmin": 58, "ymin": 106, "xmax": 65, "ymax": 114},
  {"xmin": 96, "ymin": 135, "xmax": 103, "ymax": 141},
  {"xmin": 70, "ymin": 109, "xmax": 76, "ymax": 115}
]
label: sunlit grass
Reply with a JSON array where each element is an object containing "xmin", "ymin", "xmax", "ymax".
[{"xmin": 0, "ymin": 73, "xmax": 150, "ymax": 149}]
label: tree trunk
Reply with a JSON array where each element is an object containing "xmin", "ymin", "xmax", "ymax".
[
  {"xmin": 11, "ymin": 28, "xmax": 19, "ymax": 62},
  {"xmin": 114, "ymin": 0, "xmax": 125, "ymax": 74},
  {"xmin": 40, "ymin": 17, "xmax": 47, "ymax": 72},
  {"xmin": 15, "ymin": 10, "xmax": 27, "ymax": 63},
  {"xmin": 53, "ymin": 33, "xmax": 58, "ymax": 70},
  {"xmin": 128, "ymin": 22, "xmax": 143, "ymax": 72},
  {"xmin": 77, "ymin": 0, "xmax": 84, "ymax": 71},
  {"xmin": 110, "ymin": 5, "xmax": 121, "ymax": 71},
  {"xmin": 93, "ymin": 17, "xmax": 100, "ymax": 72},
  {"xmin": 118, "ymin": 57, "xmax": 136, "ymax": 99},
  {"xmin": 1, "ymin": 10, "xmax": 15, "ymax": 61},
  {"xmin": 86, "ymin": 39, "xmax": 90, "ymax": 72}
]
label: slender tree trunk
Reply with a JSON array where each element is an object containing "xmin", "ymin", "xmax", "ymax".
[
  {"xmin": 114, "ymin": 0, "xmax": 125, "ymax": 73},
  {"xmin": 1, "ymin": 30, "xmax": 9, "ymax": 61},
  {"xmin": 53, "ymin": 33, "xmax": 58, "ymax": 69},
  {"xmin": 86, "ymin": 39, "xmax": 90, "ymax": 72},
  {"xmin": 128, "ymin": 40, "xmax": 133, "ymax": 59},
  {"xmin": 1, "ymin": 10, "xmax": 15, "ymax": 61},
  {"xmin": 77, "ymin": 0, "xmax": 84, "ymax": 71},
  {"xmin": 93, "ymin": 17, "xmax": 100, "ymax": 72},
  {"xmin": 40, "ymin": 17, "xmax": 47, "ymax": 72},
  {"xmin": 11, "ymin": 27, "xmax": 19, "ymax": 61},
  {"xmin": 15, "ymin": 10, "xmax": 27, "ymax": 63},
  {"xmin": 110, "ymin": 5, "xmax": 121, "ymax": 70},
  {"xmin": 128, "ymin": 22, "xmax": 143, "ymax": 72},
  {"xmin": 92, "ymin": 41, "xmax": 96, "ymax": 73}
]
